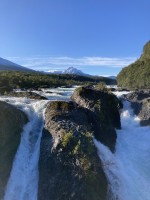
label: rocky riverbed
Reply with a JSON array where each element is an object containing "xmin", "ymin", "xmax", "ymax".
[
  {"xmin": 0, "ymin": 86, "xmax": 150, "ymax": 200},
  {"xmin": 122, "ymin": 90, "xmax": 150, "ymax": 126}
]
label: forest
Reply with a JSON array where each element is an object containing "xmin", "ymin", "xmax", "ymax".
[
  {"xmin": 117, "ymin": 41, "xmax": 150, "ymax": 89},
  {"xmin": 0, "ymin": 71, "xmax": 116, "ymax": 94}
]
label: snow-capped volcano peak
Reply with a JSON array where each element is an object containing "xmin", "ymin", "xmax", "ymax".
[
  {"xmin": 47, "ymin": 67, "xmax": 89, "ymax": 76},
  {"xmin": 63, "ymin": 67, "xmax": 86, "ymax": 75}
]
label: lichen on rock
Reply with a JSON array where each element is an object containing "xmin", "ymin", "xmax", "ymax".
[
  {"xmin": 38, "ymin": 100, "xmax": 108, "ymax": 200},
  {"xmin": 71, "ymin": 86, "xmax": 121, "ymax": 151}
]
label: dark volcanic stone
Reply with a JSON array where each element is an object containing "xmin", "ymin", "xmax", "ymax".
[
  {"xmin": 0, "ymin": 101, "xmax": 28, "ymax": 199},
  {"xmin": 38, "ymin": 101, "xmax": 108, "ymax": 200},
  {"xmin": 123, "ymin": 91, "xmax": 150, "ymax": 126},
  {"xmin": 71, "ymin": 87, "xmax": 121, "ymax": 151},
  {"xmin": 38, "ymin": 87, "xmax": 122, "ymax": 200}
]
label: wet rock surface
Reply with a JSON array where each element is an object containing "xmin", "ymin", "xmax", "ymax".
[
  {"xmin": 123, "ymin": 90, "xmax": 150, "ymax": 126},
  {"xmin": 38, "ymin": 101, "xmax": 107, "ymax": 200},
  {"xmin": 71, "ymin": 87, "xmax": 121, "ymax": 151},
  {"xmin": 38, "ymin": 87, "xmax": 121, "ymax": 200},
  {"xmin": 0, "ymin": 101, "xmax": 28, "ymax": 199}
]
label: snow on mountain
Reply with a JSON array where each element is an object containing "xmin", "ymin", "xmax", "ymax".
[
  {"xmin": 47, "ymin": 67, "xmax": 116, "ymax": 79},
  {"xmin": 0, "ymin": 57, "xmax": 34, "ymax": 72},
  {"xmin": 47, "ymin": 67, "xmax": 89, "ymax": 76},
  {"xmin": 62, "ymin": 67, "xmax": 87, "ymax": 76},
  {"xmin": 47, "ymin": 70, "xmax": 63, "ymax": 74}
]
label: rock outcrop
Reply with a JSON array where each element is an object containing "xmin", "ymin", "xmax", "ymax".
[
  {"xmin": 0, "ymin": 101, "xmax": 28, "ymax": 199},
  {"xmin": 71, "ymin": 87, "xmax": 121, "ymax": 151},
  {"xmin": 38, "ymin": 101, "xmax": 107, "ymax": 200},
  {"xmin": 38, "ymin": 87, "xmax": 121, "ymax": 200},
  {"xmin": 123, "ymin": 90, "xmax": 150, "ymax": 126}
]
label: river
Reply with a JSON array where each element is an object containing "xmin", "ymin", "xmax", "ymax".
[{"xmin": 1, "ymin": 89, "xmax": 150, "ymax": 200}]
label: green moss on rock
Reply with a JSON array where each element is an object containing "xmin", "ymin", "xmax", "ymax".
[
  {"xmin": 71, "ymin": 87, "xmax": 121, "ymax": 151},
  {"xmin": 39, "ymin": 101, "xmax": 108, "ymax": 200},
  {"xmin": 50, "ymin": 101, "xmax": 74, "ymax": 112}
]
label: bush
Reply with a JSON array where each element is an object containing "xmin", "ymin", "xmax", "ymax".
[
  {"xmin": 95, "ymin": 82, "xmax": 107, "ymax": 90},
  {"xmin": 51, "ymin": 101, "xmax": 73, "ymax": 112},
  {"xmin": 61, "ymin": 132, "xmax": 74, "ymax": 148}
]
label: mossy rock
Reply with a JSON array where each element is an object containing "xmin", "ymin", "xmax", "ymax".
[
  {"xmin": 50, "ymin": 101, "xmax": 74, "ymax": 112},
  {"xmin": 39, "ymin": 101, "xmax": 108, "ymax": 200},
  {"xmin": 71, "ymin": 87, "xmax": 121, "ymax": 151}
]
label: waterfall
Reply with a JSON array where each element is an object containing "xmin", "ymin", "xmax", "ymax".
[
  {"xmin": 95, "ymin": 100, "xmax": 150, "ymax": 200},
  {"xmin": 1, "ymin": 87, "xmax": 76, "ymax": 200},
  {"xmin": 1, "ymin": 88, "xmax": 150, "ymax": 200},
  {"xmin": 2, "ymin": 98, "xmax": 48, "ymax": 200}
]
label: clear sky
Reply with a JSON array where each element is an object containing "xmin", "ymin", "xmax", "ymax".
[{"xmin": 0, "ymin": 0, "xmax": 150, "ymax": 75}]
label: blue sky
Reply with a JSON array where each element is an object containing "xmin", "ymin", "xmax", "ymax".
[{"xmin": 0, "ymin": 0, "xmax": 150, "ymax": 75}]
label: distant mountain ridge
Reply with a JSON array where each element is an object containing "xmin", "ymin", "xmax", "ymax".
[
  {"xmin": 108, "ymin": 76, "xmax": 116, "ymax": 80},
  {"xmin": 63, "ymin": 67, "xmax": 88, "ymax": 76},
  {"xmin": 48, "ymin": 67, "xmax": 116, "ymax": 79},
  {"xmin": 48, "ymin": 67, "xmax": 89, "ymax": 76},
  {"xmin": 0, "ymin": 57, "xmax": 34, "ymax": 72}
]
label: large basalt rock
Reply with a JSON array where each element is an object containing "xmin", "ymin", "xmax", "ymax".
[
  {"xmin": 38, "ymin": 101, "xmax": 108, "ymax": 200},
  {"xmin": 71, "ymin": 87, "xmax": 121, "ymax": 151},
  {"xmin": 123, "ymin": 90, "xmax": 150, "ymax": 126},
  {"xmin": 38, "ymin": 87, "xmax": 122, "ymax": 200},
  {"xmin": 0, "ymin": 101, "xmax": 28, "ymax": 199}
]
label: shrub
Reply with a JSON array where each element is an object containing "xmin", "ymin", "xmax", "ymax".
[{"xmin": 61, "ymin": 132, "xmax": 74, "ymax": 148}]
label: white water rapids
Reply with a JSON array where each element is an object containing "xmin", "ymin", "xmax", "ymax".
[
  {"xmin": 0, "ymin": 87, "xmax": 75, "ymax": 200},
  {"xmin": 1, "ymin": 89, "xmax": 150, "ymax": 200},
  {"xmin": 0, "ymin": 97, "xmax": 48, "ymax": 200},
  {"xmin": 95, "ymin": 99, "xmax": 150, "ymax": 200}
]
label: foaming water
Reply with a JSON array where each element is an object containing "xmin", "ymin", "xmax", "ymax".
[
  {"xmin": 0, "ymin": 97, "xmax": 48, "ymax": 200},
  {"xmin": 115, "ymin": 101, "xmax": 150, "ymax": 200},
  {"xmin": 0, "ymin": 86, "xmax": 77, "ymax": 199},
  {"xmin": 95, "ymin": 100, "xmax": 150, "ymax": 200},
  {"xmin": 33, "ymin": 86, "xmax": 78, "ymax": 101},
  {"xmin": 94, "ymin": 139, "xmax": 123, "ymax": 200}
]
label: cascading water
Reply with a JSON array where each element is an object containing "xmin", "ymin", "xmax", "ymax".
[
  {"xmin": 1, "ymin": 88, "xmax": 150, "ymax": 200},
  {"xmin": 95, "ymin": 98, "xmax": 150, "ymax": 200},
  {"xmin": 0, "ymin": 97, "xmax": 48, "ymax": 200},
  {"xmin": 0, "ymin": 87, "xmax": 76, "ymax": 200}
]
